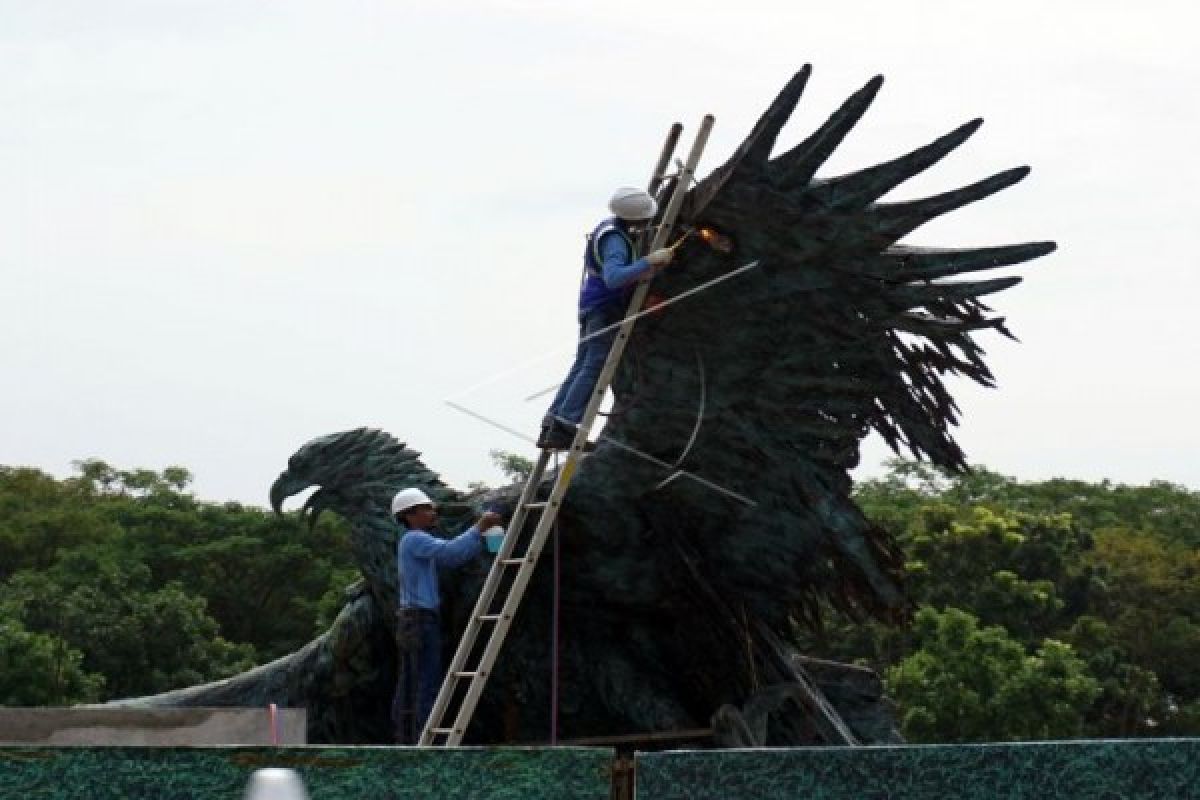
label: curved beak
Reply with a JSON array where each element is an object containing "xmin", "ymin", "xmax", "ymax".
[
  {"xmin": 302, "ymin": 488, "xmax": 332, "ymax": 531},
  {"xmin": 269, "ymin": 470, "xmax": 313, "ymax": 515}
]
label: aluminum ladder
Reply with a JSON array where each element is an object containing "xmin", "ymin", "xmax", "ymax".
[{"xmin": 419, "ymin": 115, "xmax": 715, "ymax": 746}]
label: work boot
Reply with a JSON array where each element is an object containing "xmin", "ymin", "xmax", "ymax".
[
  {"xmin": 539, "ymin": 427, "xmax": 575, "ymax": 451},
  {"xmin": 539, "ymin": 419, "xmax": 582, "ymax": 451}
]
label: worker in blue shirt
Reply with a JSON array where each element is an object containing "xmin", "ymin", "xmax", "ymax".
[
  {"xmin": 537, "ymin": 186, "xmax": 676, "ymax": 450},
  {"xmin": 390, "ymin": 487, "xmax": 501, "ymax": 744}
]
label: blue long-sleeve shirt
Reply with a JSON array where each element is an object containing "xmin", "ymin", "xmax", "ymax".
[
  {"xmin": 596, "ymin": 230, "xmax": 652, "ymax": 289},
  {"xmin": 398, "ymin": 525, "xmax": 483, "ymax": 611},
  {"xmin": 579, "ymin": 219, "xmax": 654, "ymax": 312}
]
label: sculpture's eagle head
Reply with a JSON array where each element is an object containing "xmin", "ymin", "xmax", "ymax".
[
  {"xmin": 269, "ymin": 428, "xmax": 429, "ymax": 526},
  {"xmin": 269, "ymin": 427, "xmax": 476, "ymax": 614}
]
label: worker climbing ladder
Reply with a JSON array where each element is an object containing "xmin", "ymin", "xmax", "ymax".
[{"xmin": 419, "ymin": 116, "xmax": 715, "ymax": 746}]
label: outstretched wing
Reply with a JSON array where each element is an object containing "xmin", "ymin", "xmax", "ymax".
[{"xmin": 573, "ymin": 67, "xmax": 1055, "ymax": 627}]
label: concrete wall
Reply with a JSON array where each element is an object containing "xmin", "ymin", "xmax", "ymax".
[{"xmin": 0, "ymin": 708, "xmax": 306, "ymax": 746}]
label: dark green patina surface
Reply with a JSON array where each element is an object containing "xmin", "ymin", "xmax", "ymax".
[
  {"xmin": 0, "ymin": 746, "xmax": 611, "ymax": 799},
  {"xmin": 117, "ymin": 67, "xmax": 1056, "ymax": 746},
  {"xmin": 636, "ymin": 739, "xmax": 1200, "ymax": 799}
]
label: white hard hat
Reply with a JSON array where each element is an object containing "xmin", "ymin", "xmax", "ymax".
[
  {"xmin": 609, "ymin": 186, "xmax": 657, "ymax": 221},
  {"xmin": 391, "ymin": 487, "xmax": 433, "ymax": 516}
]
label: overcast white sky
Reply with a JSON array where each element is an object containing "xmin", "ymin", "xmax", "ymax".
[{"xmin": 3, "ymin": 1, "xmax": 1197, "ymax": 506}]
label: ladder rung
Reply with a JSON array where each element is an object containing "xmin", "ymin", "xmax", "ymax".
[
  {"xmin": 478, "ymin": 613, "xmax": 506, "ymax": 622},
  {"xmin": 500, "ymin": 558, "xmax": 526, "ymax": 566},
  {"xmin": 523, "ymin": 501, "xmax": 549, "ymax": 510},
  {"xmin": 431, "ymin": 728, "xmax": 457, "ymax": 735},
  {"xmin": 453, "ymin": 670, "xmax": 485, "ymax": 678}
]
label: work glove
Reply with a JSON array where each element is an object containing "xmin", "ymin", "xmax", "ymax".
[{"xmin": 645, "ymin": 248, "xmax": 674, "ymax": 268}]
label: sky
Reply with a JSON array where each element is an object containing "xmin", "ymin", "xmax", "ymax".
[{"xmin": 2, "ymin": 0, "xmax": 1197, "ymax": 507}]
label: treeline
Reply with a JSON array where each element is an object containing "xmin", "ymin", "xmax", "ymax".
[
  {"xmin": 0, "ymin": 460, "xmax": 356, "ymax": 705},
  {"xmin": 2, "ymin": 458, "xmax": 1198, "ymax": 744},
  {"xmin": 797, "ymin": 460, "xmax": 1200, "ymax": 742}
]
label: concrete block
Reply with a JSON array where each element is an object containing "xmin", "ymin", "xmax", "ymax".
[{"xmin": 0, "ymin": 707, "xmax": 306, "ymax": 746}]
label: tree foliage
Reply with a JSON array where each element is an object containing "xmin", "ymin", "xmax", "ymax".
[
  {"xmin": 798, "ymin": 459, "xmax": 1200, "ymax": 741},
  {"xmin": 887, "ymin": 607, "xmax": 1099, "ymax": 741},
  {"xmin": 1, "ymin": 456, "xmax": 1197, "ymax": 743},
  {"xmin": 489, "ymin": 449, "xmax": 534, "ymax": 484},
  {"xmin": 0, "ymin": 462, "xmax": 353, "ymax": 703},
  {"xmin": 0, "ymin": 617, "xmax": 104, "ymax": 705}
]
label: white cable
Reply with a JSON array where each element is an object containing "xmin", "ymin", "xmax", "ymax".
[
  {"xmin": 520, "ymin": 259, "xmax": 760, "ymax": 402},
  {"xmin": 443, "ymin": 397, "xmax": 755, "ymax": 507},
  {"xmin": 443, "ymin": 260, "xmax": 763, "ymax": 506},
  {"xmin": 443, "ymin": 401, "xmax": 539, "ymax": 445}
]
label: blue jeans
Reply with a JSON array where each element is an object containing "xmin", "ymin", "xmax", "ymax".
[
  {"xmin": 545, "ymin": 303, "xmax": 623, "ymax": 427},
  {"xmin": 392, "ymin": 609, "xmax": 441, "ymax": 744}
]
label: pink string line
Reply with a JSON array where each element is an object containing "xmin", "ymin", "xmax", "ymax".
[
  {"xmin": 268, "ymin": 702, "xmax": 280, "ymax": 746},
  {"xmin": 550, "ymin": 456, "xmax": 561, "ymax": 745}
]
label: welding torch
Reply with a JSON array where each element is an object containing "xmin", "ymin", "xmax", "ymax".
[{"xmin": 665, "ymin": 225, "xmax": 734, "ymax": 254}]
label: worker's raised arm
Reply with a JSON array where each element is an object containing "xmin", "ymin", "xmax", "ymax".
[
  {"xmin": 403, "ymin": 526, "xmax": 483, "ymax": 568},
  {"xmin": 598, "ymin": 232, "xmax": 673, "ymax": 288}
]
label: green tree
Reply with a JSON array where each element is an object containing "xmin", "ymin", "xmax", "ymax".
[
  {"xmin": 887, "ymin": 607, "xmax": 1100, "ymax": 742},
  {"xmin": 1085, "ymin": 529, "xmax": 1200, "ymax": 705},
  {"xmin": 160, "ymin": 466, "xmax": 193, "ymax": 492},
  {"xmin": 1, "ymin": 551, "xmax": 256, "ymax": 699},
  {"xmin": 489, "ymin": 449, "xmax": 534, "ymax": 484},
  {"xmin": 0, "ymin": 466, "xmax": 122, "ymax": 579},
  {"xmin": 802, "ymin": 500, "xmax": 1099, "ymax": 673},
  {"xmin": 150, "ymin": 506, "xmax": 352, "ymax": 660},
  {"xmin": 844, "ymin": 460, "xmax": 1200, "ymax": 740},
  {"xmin": 903, "ymin": 505, "xmax": 1092, "ymax": 641},
  {"xmin": 0, "ymin": 459, "xmax": 362, "ymax": 698},
  {"xmin": 1062, "ymin": 615, "xmax": 1163, "ymax": 736},
  {"xmin": 71, "ymin": 458, "xmax": 119, "ymax": 494},
  {"xmin": 855, "ymin": 460, "xmax": 1200, "ymax": 547},
  {"xmin": 0, "ymin": 617, "xmax": 104, "ymax": 705}
]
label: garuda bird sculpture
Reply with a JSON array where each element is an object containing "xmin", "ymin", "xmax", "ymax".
[{"xmin": 119, "ymin": 67, "xmax": 1054, "ymax": 746}]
